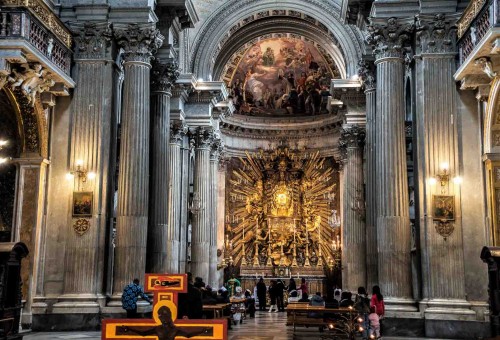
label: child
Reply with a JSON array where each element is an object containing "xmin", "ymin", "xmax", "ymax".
[{"xmin": 368, "ymin": 306, "xmax": 380, "ymax": 339}]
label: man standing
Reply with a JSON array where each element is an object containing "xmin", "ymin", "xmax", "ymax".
[
  {"xmin": 177, "ymin": 272, "xmax": 203, "ymax": 319},
  {"xmin": 122, "ymin": 278, "xmax": 152, "ymax": 318}
]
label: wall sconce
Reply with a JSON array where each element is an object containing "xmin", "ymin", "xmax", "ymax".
[
  {"xmin": 66, "ymin": 159, "xmax": 96, "ymax": 183},
  {"xmin": 429, "ymin": 162, "xmax": 462, "ymax": 194},
  {"xmin": 189, "ymin": 192, "xmax": 203, "ymax": 215},
  {"xmin": 0, "ymin": 140, "xmax": 12, "ymax": 165}
]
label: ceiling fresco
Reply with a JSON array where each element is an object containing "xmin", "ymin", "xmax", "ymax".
[{"xmin": 227, "ymin": 37, "xmax": 338, "ymax": 117}]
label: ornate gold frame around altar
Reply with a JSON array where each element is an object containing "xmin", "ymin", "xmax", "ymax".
[{"xmin": 224, "ymin": 145, "xmax": 340, "ymax": 274}]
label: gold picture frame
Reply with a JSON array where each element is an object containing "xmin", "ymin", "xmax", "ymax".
[
  {"xmin": 72, "ymin": 191, "xmax": 93, "ymax": 217},
  {"xmin": 432, "ymin": 195, "xmax": 455, "ymax": 221}
]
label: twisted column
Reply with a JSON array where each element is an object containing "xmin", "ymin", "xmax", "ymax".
[
  {"xmin": 190, "ymin": 128, "xmax": 213, "ymax": 282},
  {"xmin": 368, "ymin": 17, "xmax": 414, "ymax": 307},
  {"xmin": 113, "ymin": 23, "xmax": 162, "ymax": 294},
  {"xmin": 340, "ymin": 126, "xmax": 366, "ymax": 292},
  {"xmin": 359, "ymin": 61, "xmax": 378, "ymax": 291},
  {"xmin": 147, "ymin": 61, "xmax": 179, "ymax": 274}
]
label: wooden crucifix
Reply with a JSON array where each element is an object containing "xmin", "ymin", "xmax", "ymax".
[{"xmin": 102, "ymin": 274, "xmax": 227, "ymax": 340}]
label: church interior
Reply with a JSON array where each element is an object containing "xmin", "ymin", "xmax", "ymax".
[{"xmin": 0, "ymin": 0, "xmax": 498, "ymax": 339}]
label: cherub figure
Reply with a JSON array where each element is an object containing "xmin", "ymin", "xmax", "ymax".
[{"xmin": 116, "ymin": 305, "xmax": 212, "ymax": 340}]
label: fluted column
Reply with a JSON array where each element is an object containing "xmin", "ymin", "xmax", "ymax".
[
  {"xmin": 147, "ymin": 61, "xmax": 179, "ymax": 274},
  {"xmin": 190, "ymin": 128, "xmax": 213, "ymax": 282},
  {"xmin": 415, "ymin": 14, "xmax": 471, "ymax": 319},
  {"xmin": 367, "ymin": 17, "xmax": 415, "ymax": 308},
  {"xmin": 209, "ymin": 139, "xmax": 222, "ymax": 287},
  {"xmin": 56, "ymin": 22, "xmax": 113, "ymax": 312},
  {"xmin": 179, "ymin": 134, "xmax": 190, "ymax": 273},
  {"xmin": 340, "ymin": 126, "xmax": 366, "ymax": 292},
  {"xmin": 112, "ymin": 23, "xmax": 162, "ymax": 295},
  {"xmin": 359, "ymin": 61, "xmax": 378, "ymax": 291}
]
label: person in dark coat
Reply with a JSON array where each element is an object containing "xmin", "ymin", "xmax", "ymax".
[
  {"xmin": 275, "ymin": 279, "xmax": 285, "ymax": 312},
  {"xmin": 177, "ymin": 272, "xmax": 203, "ymax": 319},
  {"xmin": 288, "ymin": 278, "xmax": 297, "ymax": 293},
  {"xmin": 268, "ymin": 280, "xmax": 278, "ymax": 312},
  {"xmin": 256, "ymin": 277, "xmax": 267, "ymax": 311}
]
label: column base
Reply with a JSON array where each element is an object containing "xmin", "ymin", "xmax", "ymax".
[
  {"xmin": 420, "ymin": 298, "xmax": 476, "ymax": 321},
  {"xmin": 52, "ymin": 294, "xmax": 100, "ymax": 314},
  {"xmin": 384, "ymin": 297, "xmax": 419, "ymax": 318}
]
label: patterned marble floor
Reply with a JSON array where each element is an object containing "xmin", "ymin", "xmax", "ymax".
[{"xmin": 23, "ymin": 311, "xmax": 452, "ymax": 340}]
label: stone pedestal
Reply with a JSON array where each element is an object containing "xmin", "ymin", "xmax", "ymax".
[
  {"xmin": 190, "ymin": 128, "xmax": 213, "ymax": 282},
  {"xmin": 112, "ymin": 23, "xmax": 162, "ymax": 298},
  {"xmin": 147, "ymin": 61, "xmax": 179, "ymax": 274},
  {"xmin": 368, "ymin": 17, "xmax": 416, "ymax": 312},
  {"xmin": 340, "ymin": 126, "xmax": 366, "ymax": 292},
  {"xmin": 359, "ymin": 62, "xmax": 378, "ymax": 290},
  {"xmin": 415, "ymin": 14, "xmax": 474, "ymax": 328}
]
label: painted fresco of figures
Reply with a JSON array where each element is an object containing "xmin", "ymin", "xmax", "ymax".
[{"xmin": 262, "ymin": 47, "xmax": 275, "ymax": 66}]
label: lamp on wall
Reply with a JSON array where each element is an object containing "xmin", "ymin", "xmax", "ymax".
[
  {"xmin": 217, "ymin": 234, "xmax": 234, "ymax": 270},
  {"xmin": 428, "ymin": 162, "xmax": 462, "ymax": 193},
  {"xmin": 0, "ymin": 140, "xmax": 11, "ymax": 165},
  {"xmin": 66, "ymin": 159, "xmax": 96, "ymax": 183}
]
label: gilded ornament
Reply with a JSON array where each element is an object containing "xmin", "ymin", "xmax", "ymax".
[
  {"xmin": 435, "ymin": 220, "xmax": 455, "ymax": 240},
  {"xmin": 73, "ymin": 218, "xmax": 90, "ymax": 236}
]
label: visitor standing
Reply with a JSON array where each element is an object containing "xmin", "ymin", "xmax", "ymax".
[
  {"xmin": 288, "ymin": 278, "xmax": 297, "ymax": 293},
  {"xmin": 178, "ymin": 272, "xmax": 203, "ymax": 319},
  {"xmin": 276, "ymin": 279, "xmax": 285, "ymax": 312},
  {"xmin": 355, "ymin": 287, "xmax": 371, "ymax": 340},
  {"xmin": 122, "ymin": 278, "xmax": 152, "ymax": 318},
  {"xmin": 256, "ymin": 277, "xmax": 267, "ymax": 311},
  {"xmin": 299, "ymin": 277, "xmax": 308, "ymax": 295},
  {"xmin": 368, "ymin": 306, "xmax": 381, "ymax": 339},
  {"xmin": 268, "ymin": 280, "xmax": 278, "ymax": 312},
  {"xmin": 370, "ymin": 285, "xmax": 385, "ymax": 318}
]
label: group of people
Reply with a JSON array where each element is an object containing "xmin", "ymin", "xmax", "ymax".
[{"xmin": 120, "ymin": 275, "xmax": 385, "ymax": 339}]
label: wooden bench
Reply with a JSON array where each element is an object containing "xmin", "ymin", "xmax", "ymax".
[{"xmin": 286, "ymin": 305, "xmax": 357, "ymax": 337}]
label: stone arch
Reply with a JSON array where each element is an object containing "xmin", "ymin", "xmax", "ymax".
[
  {"xmin": 190, "ymin": 0, "xmax": 366, "ymax": 80},
  {"xmin": 485, "ymin": 77, "xmax": 500, "ymax": 154}
]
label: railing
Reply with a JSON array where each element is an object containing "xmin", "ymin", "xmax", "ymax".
[
  {"xmin": 0, "ymin": 6, "xmax": 72, "ymax": 75},
  {"xmin": 458, "ymin": 0, "xmax": 500, "ymax": 65}
]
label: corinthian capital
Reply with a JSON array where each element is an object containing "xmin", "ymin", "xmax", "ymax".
[
  {"xmin": 367, "ymin": 17, "xmax": 414, "ymax": 60},
  {"xmin": 190, "ymin": 127, "xmax": 214, "ymax": 149},
  {"xmin": 114, "ymin": 23, "xmax": 163, "ymax": 64},
  {"xmin": 151, "ymin": 60, "xmax": 180, "ymax": 93},
  {"xmin": 357, "ymin": 60, "xmax": 376, "ymax": 91},
  {"xmin": 416, "ymin": 14, "xmax": 458, "ymax": 54},
  {"xmin": 70, "ymin": 22, "xmax": 112, "ymax": 60},
  {"xmin": 339, "ymin": 125, "xmax": 366, "ymax": 160},
  {"xmin": 170, "ymin": 121, "xmax": 188, "ymax": 144}
]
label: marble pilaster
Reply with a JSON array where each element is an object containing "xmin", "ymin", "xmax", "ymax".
[
  {"xmin": 367, "ymin": 17, "xmax": 415, "ymax": 311},
  {"xmin": 415, "ymin": 14, "xmax": 473, "ymax": 321},
  {"xmin": 190, "ymin": 128, "xmax": 213, "ymax": 282},
  {"xmin": 340, "ymin": 126, "xmax": 366, "ymax": 292},
  {"xmin": 147, "ymin": 60, "xmax": 180, "ymax": 274},
  {"xmin": 54, "ymin": 22, "xmax": 113, "ymax": 313},
  {"xmin": 209, "ymin": 139, "xmax": 222, "ymax": 287},
  {"xmin": 112, "ymin": 23, "xmax": 162, "ymax": 296},
  {"xmin": 359, "ymin": 61, "xmax": 378, "ymax": 291}
]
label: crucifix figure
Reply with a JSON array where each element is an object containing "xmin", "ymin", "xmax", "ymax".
[{"xmin": 102, "ymin": 274, "xmax": 227, "ymax": 340}]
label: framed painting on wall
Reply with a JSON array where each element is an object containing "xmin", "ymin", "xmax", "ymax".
[
  {"xmin": 432, "ymin": 195, "xmax": 455, "ymax": 221},
  {"xmin": 72, "ymin": 191, "xmax": 93, "ymax": 217}
]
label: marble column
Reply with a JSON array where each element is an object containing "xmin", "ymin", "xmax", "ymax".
[
  {"xmin": 209, "ymin": 139, "xmax": 222, "ymax": 287},
  {"xmin": 179, "ymin": 134, "xmax": 191, "ymax": 273},
  {"xmin": 340, "ymin": 126, "xmax": 366, "ymax": 292},
  {"xmin": 147, "ymin": 61, "xmax": 179, "ymax": 274},
  {"xmin": 112, "ymin": 23, "xmax": 162, "ymax": 295},
  {"xmin": 190, "ymin": 128, "xmax": 213, "ymax": 282},
  {"xmin": 359, "ymin": 61, "xmax": 378, "ymax": 291},
  {"xmin": 55, "ymin": 22, "xmax": 113, "ymax": 312},
  {"xmin": 415, "ymin": 14, "xmax": 472, "ymax": 320},
  {"xmin": 367, "ymin": 17, "xmax": 415, "ymax": 309}
]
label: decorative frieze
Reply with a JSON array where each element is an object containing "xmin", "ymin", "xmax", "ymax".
[
  {"xmin": 367, "ymin": 17, "xmax": 414, "ymax": 60},
  {"xmin": 114, "ymin": 23, "xmax": 163, "ymax": 64},
  {"xmin": 416, "ymin": 14, "xmax": 458, "ymax": 54},
  {"xmin": 151, "ymin": 60, "xmax": 180, "ymax": 93},
  {"xmin": 71, "ymin": 22, "xmax": 112, "ymax": 60}
]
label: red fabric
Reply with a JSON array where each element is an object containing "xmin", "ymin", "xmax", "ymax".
[
  {"xmin": 370, "ymin": 295, "xmax": 385, "ymax": 316},
  {"xmin": 299, "ymin": 283, "xmax": 308, "ymax": 295}
]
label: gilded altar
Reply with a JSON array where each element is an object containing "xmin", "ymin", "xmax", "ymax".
[{"xmin": 223, "ymin": 145, "xmax": 341, "ymax": 278}]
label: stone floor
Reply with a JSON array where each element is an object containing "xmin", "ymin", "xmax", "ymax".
[{"xmin": 23, "ymin": 311, "xmax": 453, "ymax": 340}]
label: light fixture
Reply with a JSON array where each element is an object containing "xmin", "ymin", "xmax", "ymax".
[
  {"xmin": 430, "ymin": 162, "xmax": 462, "ymax": 194},
  {"xmin": 0, "ymin": 140, "xmax": 7, "ymax": 150},
  {"xmin": 0, "ymin": 140, "xmax": 11, "ymax": 165},
  {"xmin": 67, "ymin": 159, "xmax": 94, "ymax": 183}
]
